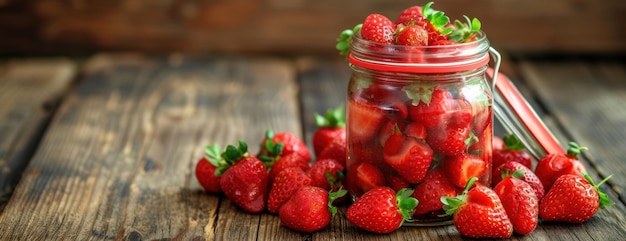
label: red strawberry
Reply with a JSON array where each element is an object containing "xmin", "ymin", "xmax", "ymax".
[
  {"xmin": 395, "ymin": 6, "xmax": 423, "ymax": 25},
  {"xmin": 442, "ymin": 153, "xmax": 486, "ymax": 188},
  {"xmin": 411, "ymin": 168, "xmax": 457, "ymax": 216},
  {"xmin": 404, "ymin": 122, "xmax": 427, "ymax": 140},
  {"xmin": 267, "ymin": 153, "xmax": 310, "ymax": 185},
  {"xmin": 360, "ymin": 13, "xmax": 395, "ymax": 44},
  {"xmin": 395, "ymin": 24, "xmax": 428, "ymax": 46},
  {"xmin": 348, "ymin": 140, "xmax": 386, "ymax": 168},
  {"xmin": 539, "ymin": 173, "xmax": 614, "ymax": 223},
  {"xmin": 427, "ymin": 125, "xmax": 472, "ymax": 156},
  {"xmin": 195, "ymin": 144, "xmax": 223, "ymax": 193},
  {"xmin": 378, "ymin": 118, "xmax": 408, "ymax": 146},
  {"xmin": 279, "ymin": 186, "xmax": 347, "ymax": 233},
  {"xmin": 441, "ymin": 178, "xmax": 513, "ymax": 238},
  {"xmin": 386, "ymin": 174, "xmax": 410, "ymax": 192},
  {"xmin": 218, "ymin": 141, "xmax": 269, "ymax": 214},
  {"xmin": 347, "ymin": 162, "xmax": 386, "ymax": 197},
  {"xmin": 493, "ymin": 175, "xmax": 539, "ymax": 235},
  {"xmin": 406, "ymin": 87, "xmax": 453, "ymax": 129},
  {"xmin": 492, "ymin": 134, "xmax": 532, "ymax": 170},
  {"xmin": 313, "ymin": 105, "xmax": 346, "ymax": 156},
  {"xmin": 258, "ymin": 130, "xmax": 311, "ymax": 164},
  {"xmin": 347, "ymin": 95, "xmax": 387, "ymax": 143},
  {"xmin": 317, "ymin": 133, "xmax": 347, "ymax": 167},
  {"xmin": 347, "ymin": 187, "xmax": 418, "ymax": 234},
  {"xmin": 383, "ymin": 126, "xmax": 433, "ymax": 184},
  {"xmin": 308, "ymin": 159, "xmax": 345, "ymax": 191},
  {"xmin": 534, "ymin": 142, "xmax": 588, "ymax": 191},
  {"xmin": 493, "ymin": 161, "xmax": 545, "ymax": 200},
  {"xmin": 267, "ymin": 167, "xmax": 312, "ymax": 213}
]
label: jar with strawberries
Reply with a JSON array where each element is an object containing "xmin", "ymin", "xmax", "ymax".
[{"xmin": 339, "ymin": 3, "xmax": 502, "ymax": 225}]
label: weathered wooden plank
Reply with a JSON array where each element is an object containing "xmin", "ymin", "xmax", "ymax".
[
  {"xmin": 0, "ymin": 54, "xmax": 303, "ymax": 240},
  {"xmin": 0, "ymin": 0, "xmax": 625, "ymax": 55},
  {"xmin": 0, "ymin": 58, "xmax": 76, "ymax": 212},
  {"xmin": 518, "ymin": 59, "xmax": 626, "ymax": 203}
]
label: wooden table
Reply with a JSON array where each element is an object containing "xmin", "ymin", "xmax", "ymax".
[{"xmin": 1, "ymin": 53, "xmax": 625, "ymax": 240}]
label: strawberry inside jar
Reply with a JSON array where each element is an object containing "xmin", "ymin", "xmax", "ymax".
[{"xmin": 340, "ymin": 2, "xmax": 499, "ymax": 226}]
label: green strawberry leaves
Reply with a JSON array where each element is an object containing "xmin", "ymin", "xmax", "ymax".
[
  {"xmin": 328, "ymin": 188, "xmax": 348, "ymax": 217},
  {"xmin": 337, "ymin": 24, "xmax": 363, "ymax": 56},
  {"xmin": 314, "ymin": 105, "xmax": 346, "ymax": 128},
  {"xmin": 216, "ymin": 140, "xmax": 250, "ymax": 175},
  {"xmin": 447, "ymin": 15, "xmax": 481, "ymax": 43},
  {"xmin": 502, "ymin": 134, "xmax": 526, "ymax": 151},
  {"xmin": 402, "ymin": 81, "xmax": 436, "ymax": 106},
  {"xmin": 204, "ymin": 144, "xmax": 223, "ymax": 167},
  {"xmin": 440, "ymin": 176, "xmax": 477, "ymax": 216},
  {"xmin": 582, "ymin": 171, "xmax": 615, "ymax": 209},
  {"xmin": 396, "ymin": 188, "xmax": 419, "ymax": 222},
  {"xmin": 422, "ymin": 2, "xmax": 452, "ymax": 35}
]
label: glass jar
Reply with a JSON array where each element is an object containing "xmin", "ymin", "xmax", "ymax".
[{"xmin": 345, "ymin": 32, "xmax": 499, "ymax": 225}]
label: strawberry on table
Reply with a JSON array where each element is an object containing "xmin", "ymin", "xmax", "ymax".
[
  {"xmin": 534, "ymin": 142, "xmax": 588, "ymax": 191},
  {"xmin": 441, "ymin": 177, "xmax": 513, "ymax": 238},
  {"xmin": 195, "ymin": 144, "xmax": 223, "ymax": 193},
  {"xmin": 258, "ymin": 129, "xmax": 311, "ymax": 164},
  {"xmin": 493, "ymin": 161, "xmax": 545, "ymax": 200},
  {"xmin": 539, "ymin": 172, "xmax": 614, "ymax": 223},
  {"xmin": 267, "ymin": 167, "xmax": 312, "ymax": 213},
  {"xmin": 266, "ymin": 153, "xmax": 310, "ymax": 185},
  {"xmin": 492, "ymin": 134, "xmax": 532, "ymax": 170},
  {"xmin": 279, "ymin": 186, "xmax": 347, "ymax": 233},
  {"xmin": 308, "ymin": 158, "xmax": 345, "ymax": 192},
  {"xmin": 383, "ymin": 125, "xmax": 433, "ymax": 184},
  {"xmin": 493, "ymin": 173, "xmax": 539, "ymax": 235},
  {"xmin": 218, "ymin": 141, "xmax": 270, "ymax": 214},
  {"xmin": 313, "ymin": 105, "xmax": 346, "ymax": 156},
  {"xmin": 347, "ymin": 187, "xmax": 418, "ymax": 234}
]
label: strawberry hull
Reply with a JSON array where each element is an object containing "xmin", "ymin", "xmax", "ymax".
[{"xmin": 346, "ymin": 32, "xmax": 494, "ymax": 225}]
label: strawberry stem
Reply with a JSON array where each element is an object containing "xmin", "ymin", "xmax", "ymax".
[
  {"xmin": 582, "ymin": 171, "xmax": 615, "ymax": 209},
  {"xmin": 566, "ymin": 142, "xmax": 588, "ymax": 159},
  {"xmin": 216, "ymin": 141, "xmax": 249, "ymax": 175},
  {"xmin": 328, "ymin": 188, "xmax": 348, "ymax": 217},
  {"xmin": 440, "ymin": 176, "xmax": 477, "ymax": 217}
]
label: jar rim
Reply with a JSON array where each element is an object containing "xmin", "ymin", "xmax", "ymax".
[{"xmin": 349, "ymin": 31, "xmax": 491, "ymax": 73}]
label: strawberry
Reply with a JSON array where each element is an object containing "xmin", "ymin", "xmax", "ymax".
[
  {"xmin": 492, "ymin": 134, "xmax": 532, "ymax": 170},
  {"xmin": 395, "ymin": 24, "xmax": 428, "ymax": 46},
  {"xmin": 218, "ymin": 141, "xmax": 269, "ymax": 214},
  {"xmin": 195, "ymin": 144, "xmax": 223, "ymax": 193},
  {"xmin": 395, "ymin": 6, "xmax": 423, "ymax": 25},
  {"xmin": 493, "ymin": 174, "xmax": 539, "ymax": 235},
  {"xmin": 347, "ymin": 187, "xmax": 418, "ymax": 234},
  {"xmin": 493, "ymin": 161, "xmax": 545, "ymax": 200},
  {"xmin": 347, "ymin": 162, "xmax": 386, "ymax": 196},
  {"xmin": 383, "ymin": 125, "xmax": 433, "ymax": 184},
  {"xmin": 539, "ymin": 172, "xmax": 614, "ymax": 223},
  {"xmin": 258, "ymin": 130, "xmax": 311, "ymax": 164},
  {"xmin": 534, "ymin": 142, "xmax": 588, "ymax": 191},
  {"xmin": 426, "ymin": 125, "xmax": 472, "ymax": 156},
  {"xmin": 266, "ymin": 153, "xmax": 310, "ymax": 185},
  {"xmin": 406, "ymin": 87, "xmax": 452, "ymax": 129},
  {"xmin": 492, "ymin": 135, "xmax": 505, "ymax": 151},
  {"xmin": 411, "ymin": 168, "xmax": 457, "ymax": 216},
  {"xmin": 441, "ymin": 177, "xmax": 513, "ymax": 238},
  {"xmin": 360, "ymin": 13, "xmax": 395, "ymax": 44},
  {"xmin": 317, "ymin": 133, "xmax": 347, "ymax": 167},
  {"xmin": 404, "ymin": 122, "xmax": 427, "ymax": 140},
  {"xmin": 267, "ymin": 167, "xmax": 312, "ymax": 213},
  {"xmin": 313, "ymin": 105, "xmax": 346, "ymax": 156},
  {"xmin": 347, "ymin": 94, "xmax": 387, "ymax": 143},
  {"xmin": 279, "ymin": 186, "xmax": 347, "ymax": 233},
  {"xmin": 442, "ymin": 153, "xmax": 486, "ymax": 188},
  {"xmin": 386, "ymin": 174, "xmax": 410, "ymax": 193},
  {"xmin": 308, "ymin": 158, "xmax": 345, "ymax": 191}
]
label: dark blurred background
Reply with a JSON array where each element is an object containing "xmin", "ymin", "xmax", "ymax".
[{"xmin": 1, "ymin": 0, "xmax": 625, "ymax": 57}]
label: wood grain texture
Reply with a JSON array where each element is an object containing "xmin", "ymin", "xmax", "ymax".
[
  {"xmin": 0, "ymin": 0, "xmax": 624, "ymax": 55},
  {"xmin": 0, "ymin": 58, "xmax": 76, "ymax": 211},
  {"xmin": 0, "ymin": 54, "xmax": 303, "ymax": 240},
  {"xmin": 518, "ymin": 58, "xmax": 626, "ymax": 204}
]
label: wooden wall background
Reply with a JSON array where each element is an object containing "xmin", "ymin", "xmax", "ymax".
[{"xmin": 1, "ymin": 0, "xmax": 625, "ymax": 55}]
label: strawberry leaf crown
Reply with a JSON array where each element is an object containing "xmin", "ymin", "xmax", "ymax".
[
  {"xmin": 314, "ymin": 105, "xmax": 346, "ymax": 128},
  {"xmin": 582, "ymin": 171, "xmax": 615, "ymax": 209},
  {"xmin": 204, "ymin": 144, "xmax": 223, "ymax": 167},
  {"xmin": 258, "ymin": 129, "xmax": 285, "ymax": 167},
  {"xmin": 566, "ymin": 142, "xmax": 588, "ymax": 159},
  {"xmin": 328, "ymin": 188, "xmax": 348, "ymax": 217},
  {"xmin": 336, "ymin": 24, "xmax": 362, "ymax": 56},
  {"xmin": 216, "ymin": 140, "xmax": 250, "ymax": 175},
  {"xmin": 422, "ymin": 2, "xmax": 451, "ymax": 35},
  {"xmin": 396, "ymin": 188, "xmax": 419, "ymax": 224},
  {"xmin": 447, "ymin": 15, "xmax": 481, "ymax": 43},
  {"xmin": 440, "ymin": 176, "xmax": 478, "ymax": 216},
  {"xmin": 502, "ymin": 134, "xmax": 526, "ymax": 151}
]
